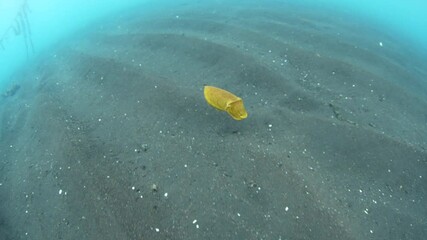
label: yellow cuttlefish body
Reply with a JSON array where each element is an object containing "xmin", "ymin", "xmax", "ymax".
[{"xmin": 204, "ymin": 85, "xmax": 248, "ymax": 120}]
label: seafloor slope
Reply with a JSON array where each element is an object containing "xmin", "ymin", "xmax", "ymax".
[{"xmin": 1, "ymin": 1, "xmax": 426, "ymax": 239}]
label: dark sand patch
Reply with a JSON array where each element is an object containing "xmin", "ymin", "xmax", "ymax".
[{"xmin": 1, "ymin": 1, "xmax": 426, "ymax": 239}]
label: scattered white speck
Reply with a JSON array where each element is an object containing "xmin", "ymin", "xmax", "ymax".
[
  {"xmin": 196, "ymin": 224, "xmax": 199, "ymax": 229},
  {"xmin": 155, "ymin": 228, "xmax": 160, "ymax": 232},
  {"xmin": 370, "ymin": 229, "xmax": 374, "ymax": 234},
  {"xmin": 100, "ymin": 76, "xmax": 104, "ymax": 80},
  {"xmin": 387, "ymin": 169, "xmax": 391, "ymax": 173},
  {"xmin": 164, "ymin": 192, "xmax": 168, "ymax": 197},
  {"xmin": 379, "ymin": 42, "xmax": 383, "ymax": 47},
  {"xmin": 154, "ymin": 85, "xmax": 158, "ymax": 89},
  {"xmin": 98, "ymin": 118, "xmax": 102, "ymax": 122},
  {"xmin": 131, "ymin": 186, "xmax": 135, "ymax": 190},
  {"xmin": 359, "ymin": 189, "xmax": 363, "ymax": 193},
  {"xmin": 0, "ymin": 183, "xmax": 2, "ymax": 186},
  {"xmin": 192, "ymin": 219, "xmax": 197, "ymax": 224},
  {"xmin": 372, "ymin": 199, "xmax": 377, "ymax": 204},
  {"xmin": 268, "ymin": 124, "xmax": 273, "ymax": 128},
  {"xmin": 176, "ymin": 15, "xmax": 180, "ymax": 19},
  {"xmin": 59, "ymin": 189, "xmax": 63, "ymax": 195},
  {"xmin": 184, "ymin": 164, "xmax": 187, "ymax": 168},
  {"xmin": 285, "ymin": 206, "xmax": 289, "ymax": 211},
  {"xmin": 159, "ymin": 130, "xmax": 163, "ymax": 134},
  {"xmin": 106, "ymin": 175, "xmax": 110, "ymax": 179},
  {"xmin": 364, "ymin": 208, "xmax": 369, "ymax": 214},
  {"xmin": 268, "ymin": 50, "xmax": 272, "ymax": 53},
  {"xmin": 25, "ymin": 210, "xmax": 28, "ymax": 214},
  {"xmin": 237, "ymin": 213, "xmax": 241, "ymax": 216}
]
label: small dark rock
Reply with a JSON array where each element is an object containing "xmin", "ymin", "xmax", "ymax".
[
  {"xmin": 141, "ymin": 144, "xmax": 149, "ymax": 152},
  {"xmin": 2, "ymin": 84, "xmax": 20, "ymax": 98}
]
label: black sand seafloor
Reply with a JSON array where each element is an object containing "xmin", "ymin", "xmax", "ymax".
[{"xmin": 1, "ymin": 0, "xmax": 426, "ymax": 239}]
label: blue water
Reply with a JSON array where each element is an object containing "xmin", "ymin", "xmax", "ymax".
[
  {"xmin": 0, "ymin": 0, "xmax": 426, "ymax": 91},
  {"xmin": 0, "ymin": 0, "xmax": 144, "ymax": 91},
  {"xmin": 300, "ymin": 0, "xmax": 427, "ymax": 52}
]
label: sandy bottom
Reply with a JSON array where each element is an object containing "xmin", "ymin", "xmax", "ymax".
[{"xmin": 1, "ymin": 1, "xmax": 427, "ymax": 239}]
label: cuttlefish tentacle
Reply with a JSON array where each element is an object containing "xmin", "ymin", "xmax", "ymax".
[{"xmin": 204, "ymin": 86, "xmax": 248, "ymax": 120}]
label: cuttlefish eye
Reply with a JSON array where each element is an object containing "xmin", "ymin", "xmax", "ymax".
[{"xmin": 227, "ymin": 99, "xmax": 248, "ymax": 120}]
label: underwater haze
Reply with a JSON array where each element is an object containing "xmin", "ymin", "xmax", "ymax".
[
  {"xmin": 1, "ymin": 0, "xmax": 427, "ymax": 89},
  {"xmin": 1, "ymin": 0, "xmax": 427, "ymax": 239},
  {"xmin": 0, "ymin": 0, "xmax": 145, "ymax": 90},
  {"xmin": 300, "ymin": 0, "xmax": 427, "ymax": 52}
]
